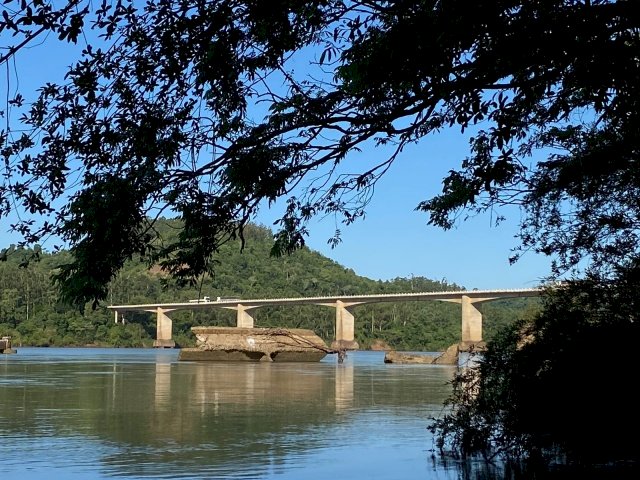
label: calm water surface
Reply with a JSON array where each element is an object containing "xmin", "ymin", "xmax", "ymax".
[{"xmin": 1, "ymin": 348, "xmax": 471, "ymax": 479}]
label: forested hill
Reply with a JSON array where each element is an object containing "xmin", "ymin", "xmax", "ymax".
[{"xmin": 0, "ymin": 220, "xmax": 539, "ymax": 350}]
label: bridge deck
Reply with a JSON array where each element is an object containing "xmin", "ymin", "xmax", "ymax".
[{"xmin": 108, "ymin": 288, "xmax": 543, "ymax": 312}]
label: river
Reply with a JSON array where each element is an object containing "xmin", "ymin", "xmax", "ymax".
[{"xmin": 1, "ymin": 348, "xmax": 486, "ymax": 479}]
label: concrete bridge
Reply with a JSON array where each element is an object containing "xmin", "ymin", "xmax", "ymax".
[{"xmin": 107, "ymin": 288, "xmax": 543, "ymax": 349}]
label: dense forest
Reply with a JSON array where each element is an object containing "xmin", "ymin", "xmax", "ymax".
[{"xmin": 0, "ymin": 220, "xmax": 539, "ymax": 350}]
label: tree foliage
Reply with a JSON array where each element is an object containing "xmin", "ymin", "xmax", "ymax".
[
  {"xmin": 430, "ymin": 267, "xmax": 640, "ymax": 470},
  {"xmin": 1, "ymin": 1, "xmax": 638, "ymax": 305},
  {"xmin": 3, "ymin": 3, "xmax": 638, "ymax": 471}
]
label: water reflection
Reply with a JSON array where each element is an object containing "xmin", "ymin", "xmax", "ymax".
[
  {"xmin": 154, "ymin": 362, "xmax": 172, "ymax": 408},
  {"xmin": 1, "ymin": 348, "xmax": 458, "ymax": 479},
  {"xmin": 335, "ymin": 363, "xmax": 354, "ymax": 411}
]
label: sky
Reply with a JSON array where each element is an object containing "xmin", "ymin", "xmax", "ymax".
[
  {"xmin": 0, "ymin": 12, "xmax": 555, "ymax": 291},
  {"xmin": 253, "ymin": 131, "xmax": 553, "ymax": 290}
]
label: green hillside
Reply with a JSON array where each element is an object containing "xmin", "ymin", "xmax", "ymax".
[{"xmin": 0, "ymin": 220, "xmax": 540, "ymax": 350}]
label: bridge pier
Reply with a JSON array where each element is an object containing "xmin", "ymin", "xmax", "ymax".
[
  {"xmin": 154, "ymin": 308, "xmax": 176, "ymax": 348},
  {"xmin": 461, "ymin": 295, "xmax": 483, "ymax": 344},
  {"xmin": 236, "ymin": 305, "xmax": 255, "ymax": 328},
  {"xmin": 331, "ymin": 300, "xmax": 360, "ymax": 350}
]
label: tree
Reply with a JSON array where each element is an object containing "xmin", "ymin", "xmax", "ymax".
[
  {"xmin": 2, "ymin": 3, "xmax": 639, "ymax": 468},
  {"xmin": 0, "ymin": 1, "xmax": 638, "ymax": 306},
  {"xmin": 429, "ymin": 269, "xmax": 640, "ymax": 470}
]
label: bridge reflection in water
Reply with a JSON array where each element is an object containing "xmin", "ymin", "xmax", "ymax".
[
  {"xmin": 153, "ymin": 357, "xmax": 357, "ymax": 413},
  {"xmin": 0, "ymin": 348, "xmax": 460, "ymax": 478}
]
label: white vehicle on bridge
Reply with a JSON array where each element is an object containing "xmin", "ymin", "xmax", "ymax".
[{"xmin": 189, "ymin": 296, "xmax": 211, "ymax": 303}]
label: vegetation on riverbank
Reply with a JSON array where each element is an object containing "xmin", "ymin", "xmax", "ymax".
[
  {"xmin": 0, "ymin": 221, "xmax": 538, "ymax": 350},
  {"xmin": 430, "ymin": 267, "xmax": 640, "ymax": 472}
]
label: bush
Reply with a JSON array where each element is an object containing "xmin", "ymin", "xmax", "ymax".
[{"xmin": 430, "ymin": 267, "xmax": 640, "ymax": 471}]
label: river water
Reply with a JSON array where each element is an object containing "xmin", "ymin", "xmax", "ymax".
[{"xmin": 0, "ymin": 348, "xmax": 480, "ymax": 479}]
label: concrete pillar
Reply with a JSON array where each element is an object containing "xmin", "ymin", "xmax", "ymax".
[
  {"xmin": 236, "ymin": 305, "xmax": 254, "ymax": 328},
  {"xmin": 154, "ymin": 308, "xmax": 176, "ymax": 348},
  {"xmin": 461, "ymin": 295, "xmax": 483, "ymax": 344},
  {"xmin": 331, "ymin": 300, "xmax": 359, "ymax": 350}
]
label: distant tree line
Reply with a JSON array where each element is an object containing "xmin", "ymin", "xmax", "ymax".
[{"xmin": 0, "ymin": 221, "xmax": 538, "ymax": 349}]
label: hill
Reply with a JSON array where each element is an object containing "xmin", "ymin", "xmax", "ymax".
[{"xmin": 0, "ymin": 220, "xmax": 539, "ymax": 349}]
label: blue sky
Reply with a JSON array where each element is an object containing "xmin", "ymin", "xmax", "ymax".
[
  {"xmin": 254, "ymin": 131, "xmax": 553, "ymax": 290},
  {"xmin": 0, "ymin": 17, "xmax": 555, "ymax": 291}
]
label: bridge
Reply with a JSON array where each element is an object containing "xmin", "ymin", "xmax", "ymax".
[{"xmin": 107, "ymin": 288, "xmax": 543, "ymax": 349}]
